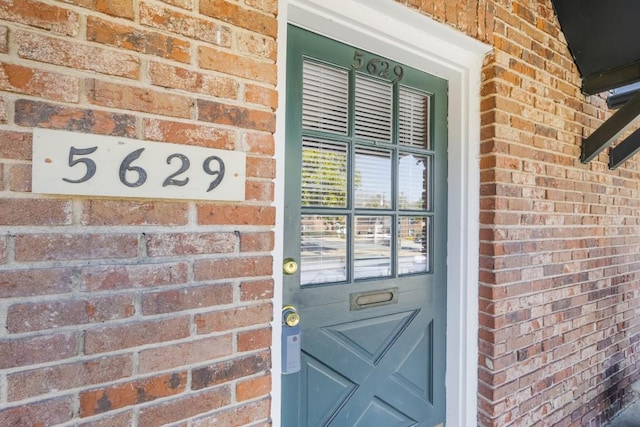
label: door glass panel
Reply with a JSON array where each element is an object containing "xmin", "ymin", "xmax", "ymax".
[
  {"xmin": 399, "ymin": 86, "xmax": 431, "ymax": 149},
  {"xmin": 302, "ymin": 138, "xmax": 348, "ymax": 208},
  {"xmin": 302, "ymin": 60, "xmax": 349, "ymax": 134},
  {"xmin": 398, "ymin": 153, "xmax": 431, "ymax": 211},
  {"xmin": 354, "ymin": 215, "xmax": 392, "ymax": 280},
  {"xmin": 355, "ymin": 74, "xmax": 393, "ymax": 142},
  {"xmin": 355, "ymin": 147, "xmax": 392, "ymax": 209},
  {"xmin": 300, "ymin": 215, "xmax": 347, "ymax": 285},
  {"xmin": 398, "ymin": 216, "xmax": 431, "ymax": 275}
]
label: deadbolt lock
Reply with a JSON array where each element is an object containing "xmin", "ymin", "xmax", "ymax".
[
  {"xmin": 282, "ymin": 305, "xmax": 300, "ymax": 327},
  {"xmin": 283, "ymin": 257, "xmax": 298, "ymax": 275}
]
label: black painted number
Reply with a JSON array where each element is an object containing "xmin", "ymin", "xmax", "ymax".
[
  {"xmin": 163, "ymin": 153, "xmax": 190, "ymax": 187},
  {"xmin": 352, "ymin": 50, "xmax": 404, "ymax": 83},
  {"xmin": 119, "ymin": 148, "xmax": 147, "ymax": 188},
  {"xmin": 203, "ymin": 156, "xmax": 225, "ymax": 192},
  {"xmin": 63, "ymin": 146, "xmax": 98, "ymax": 184}
]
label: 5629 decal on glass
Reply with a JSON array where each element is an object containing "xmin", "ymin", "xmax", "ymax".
[{"xmin": 32, "ymin": 129, "xmax": 246, "ymax": 201}]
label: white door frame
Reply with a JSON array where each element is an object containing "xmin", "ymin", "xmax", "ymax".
[{"xmin": 272, "ymin": 1, "xmax": 491, "ymax": 425}]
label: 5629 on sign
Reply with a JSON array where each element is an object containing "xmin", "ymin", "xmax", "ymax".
[{"xmin": 32, "ymin": 129, "xmax": 246, "ymax": 202}]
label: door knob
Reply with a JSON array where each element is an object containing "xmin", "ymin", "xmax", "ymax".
[
  {"xmin": 282, "ymin": 305, "xmax": 300, "ymax": 327},
  {"xmin": 283, "ymin": 257, "xmax": 298, "ymax": 275}
]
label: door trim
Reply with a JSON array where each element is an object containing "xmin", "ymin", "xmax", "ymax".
[{"xmin": 273, "ymin": 1, "xmax": 491, "ymax": 426}]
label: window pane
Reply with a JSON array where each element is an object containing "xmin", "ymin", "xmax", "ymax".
[
  {"xmin": 302, "ymin": 61, "xmax": 349, "ymax": 134},
  {"xmin": 355, "ymin": 74, "xmax": 393, "ymax": 142},
  {"xmin": 398, "ymin": 216, "xmax": 430, "ymax": 275},
  {"xmin": 399, "ymin": 86, "xmax": 430, "ymax": 149},
  {"xmin": 354, "ymin": 216, "xmax": 392, "ymax": 280},
  {"xmin": 302, "ymin": 138, "xmax": 348, "ymax": 208},
  {"xmin": 301, "ymin": 215, "xmax": 347, "ymax": 285},
  {"xmin": 398, "ymin": 153, "xmax": 431, "ymax": 210},
  {"xmin": 355, "ymin": 147, "xmax": 392, "ymax": 209}
]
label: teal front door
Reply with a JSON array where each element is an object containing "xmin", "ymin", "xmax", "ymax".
[{"xmin": 282, "ymin": 25, "xmax": 448, "ymax": 427}]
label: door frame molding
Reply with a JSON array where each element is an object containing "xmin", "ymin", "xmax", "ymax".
[{"xmin": 273, "ymin": 1, "xmax": 491, "ymax": 425}]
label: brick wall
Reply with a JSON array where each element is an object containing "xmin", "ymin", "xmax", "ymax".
[
  {"xmin": 400, "ymin": 0, "xmax": 640, "ymax": 425},
  {"xmin": 0, "ymin": 0, "xmax": 276, "ymax": 425}
]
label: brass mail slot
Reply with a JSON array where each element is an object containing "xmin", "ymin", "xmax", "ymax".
[{"xmin": 350, "ymin": 288, "xmax": 398, "ymax": 310}]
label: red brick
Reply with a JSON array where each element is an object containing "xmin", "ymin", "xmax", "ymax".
[
  {"xmin": 0, "ymin": 333, "xmax": 77, "ymax": 369},
  {"xmin": 245, "ymin": 179, "xmax": 274, "ymax": 201},
  {"xmin": 78, "ymin": 411, "xmax": 133, "ymax": 427},
  {"xmin": 236, "ymin": 374, "xmax": 271, "ymax": 401},
  {"xmin": 192, "ymin": 398, "xmax": 270, "ymax": 426},
  {"xmin": 194, "ymin": 256, "xmax": 273, "ymax": 281},
  {"xmin": 140, "ymin": 2, "xmax": 231, "ymax": 46},
  {"xmin": 8, "ymin": 163, "xmax": 30, "ymax": 192},
  {"xmin": 63, "ymin": 0, "xmax": 135, "ymax": 19},
  {"xmin": 80, "ymin": 372, "xmax": 187, "ymax": 416},
  {"xmin": 142, "ymin": 283, "xmax": 234, "ymax": 315},
  {"xmin": 148, "ymin": 62, "xmax": 238, "ymax": 99},
  {"xmin": 200, "ymin": 0, "xmax": 277, "ymax": 37},
  {"xmin": 138, "ymin": 386, "xmax": 231, "ymax": 425},
  {"xmin": 240, "ymin": 232, "xmax": 274, "ymax": 252},
  {"xmin": 0, "ymin": 0, "xmax": 79, "ymax": 35},
  {"xmin": 87, "ymin": 79, "xmax": 192, "ymax": 118},
  {"xmin": 87, "ymin": 16, "xmax": 190, "ymax": 62},
  {"xmin": 195, "ymin": 303, "xmax": 272, "ymax": 334},
  {"xmin": 17, "ymin": 30, "xmax": 139, "ymax": 79},
  {"xmin": 238, "ymin": 32, "xmax": 277, "ymax": 61},
  {"xmin": 0, "ymin": 268, "xmax": 73, "ymax": 298},
  {"xmin": 0, "ymin": 236, "xmax": 5, "ymax": 264},
  {"xmin": 0, "ymin": 397, "xmax": 73, "ymax": 426},
  {"xmin": 245, "ymin": 83, "xmax": 278, "ymax": 109},
  {"xmin": 146, "ymin": 232, "xmax": 237, "ymax": 257},
  {"xmin": 80, "ymin": 262, "xmax": 188, "ymax": 291},
  {"xmin": 84, "ymin": 316, "xmax": 190, "ymax": 354},
  {"xmin": 0, "ymin": 62, "xmax": 78, "ymax": 102},
  {"xmin": 143, "ymin": 118, "xmax": 235, "ymax": 150},
  {"xmin": 199, "ymin": 46, "xmax": 277, "ymax": 85},
  {"xmin": 82, "ymin": 200, "xmax": 188, "ymax": 226},
  {"xmin": 244, "ymin": 0, "xmax": 278, "ymax": 14},
  {"xmin": 7, "ymin": 295, "xmax": 135, "ymax": 333},
  {"xmin": 240, "ymin": 279, "xmax": 274, "ymax": 301},
  {"xmin": 197, "ymin": 204, "xmax": 275, "ymax": 226},
  {"xmin": 139, "ymin": 335, "xmax": 233, "ymax": 373},
  {"xmin": 242, "ymin": 132, "xmax": 274, "ymax": 155},
  {"xmin": 246, "ymin": 155, "xmax": 276, "ymax": 178},
  {"xmin": 197, "ymin": 99, "xmax": 275, "ymax": 132},
  {"xmin": 15, "ymin": 233, "xmax": 138, "ymax": 262},
  {"xmin": 15, "ymin": 99, "xmax": 137, "ymax": 137},
  {"xmin": 8, "ymin": 355, "xmax": 133, "ymax": 401},
  {"xmin": 238, "ymin": 327, "xmax": 272, "ymax": 352},
  {"xmin": 191, "ymin": 351, "xmax": 270, "ymax": 389}
]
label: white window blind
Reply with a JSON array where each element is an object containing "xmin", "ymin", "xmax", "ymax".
[
  {"xmin": 399, "ymin": 87, "xmax": 430, "ymax": 149},
  {"xmin": 355, "ymin": 74, "xmax": 393, "ymax": 142},
  {"xmin": 302, "ymin": 60, "xmax": 349, "ymax": 134}
]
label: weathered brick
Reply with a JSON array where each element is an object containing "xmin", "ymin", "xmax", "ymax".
[
  {"xmin": 0, "ymin": 268, "xmax": 74, "ymax": 298},
  {"xmin": 200, "ymin": 0, "xmax": 277, "ymax": 37},
  {"xmin": 0, "ymin": 0, "xmax": 79, "ymax": 35},
  {"xmin": 146, "ymin": 232, "xmax": 236, "ymax": 256},
  {"xmin": 15, "ymin": 233, "xmax": 138, "ymax": 262},
  {"xmin": 199, "ymin": 46, "xmax": 277, "ymax": 85},
  {"xmin": 0, "ymin": 235, "xmax": 6, "ymax": 264},
  {"xmin": 138, "ymin": 387, "xmax": 231, "ymax": 425},
  {"xmin": 197, "ymin": 205, "xmax": 275, "ymax": 226},
  {"xmin": 139, "ymin": 335, "xmax": 233, "ymax": 373},
  {"xmin": 0, "ymin": 25, "xmax": 8, "ymax": 53},
  {"xmin": 245, "ymin": 83, "xmax": 278, "ymax": 109},
  {"xmin": 143, "ymin": 118, "xmax": 235, "ymax": 150},
  {"xmin": 80, "ymin": 372, "xmax": 187, "ymax": 416},
  {"xmin": 237, "ymin": 327, "xmax": 272, "ymax": 352},
  {"xmin": 191, "ymin": 351, "xmax": 270, "ymax": 389},
  {"xmin": 15, "ymin": 99, "xmax": 137, "ymax": 137},
  {"xmin": 192, "ymin": 398, "xmax": 270, "ymax": 426},
  {"xmin": 245, "ymin": 180, "xmax": 274, "ymax": 201},
  {"xmin": 78, "ymin": 411, "xmax": 133, "ymax": 427},
  {"xmin": 238, "ymin": 33, "xmax": 277, "ymax": 61},
  {"xmin": 0, "ymin": 333, "xmax": 77, "ymax": 369},
  {"xmin": 158, "ymin": 0, "xmax": 193, "ymax": 10},
  {"xmin": 148, "ymin": 62, "xmax": 238, "ymax": 99},
  {"xmin": 195, "ymin": 303, "xmax": 272, "ymax": 334},
  {"xmin": 236, "ymin": 374, "xmax": 271, "ymax": 401},
  {"xmin": 0, "ymin": 198, "xmax": 71, "ymax": 226},
  {"xmin": 0, "ymin": 397, "xmax": 73, "ymax": 426},
  {"xmin": 80, "ymin": 262, "xmax": 188, "ymax": 291},
  {"xmin": 17, "ymin": 30, "xmax": 139, "ymax": 79},
  {"xmin": 87, "ymin": 16, "xmax": 190, "ymax": 62},
  {"xmin": 246, "ymin": 156, "xmax": 276, "ymax": 178},
  {"xmin": 84, "ymin": 316, "xmax": 190, "ymax": 354},
  {"xmin": 141, "ymin": 283, "xmax": 234, "ymax": 315},
  {"xmin": 239, "ymin": 232, "xmax": 274, "ymax": 252},
  {"xmin": 0, "ymin": 62, "xmax": 78, "ymax": 102},
  {"xmin": 82, "ymin": 199, "xmax": 188, "ymax": 226},
  {"xmin": 7, "ymin": 295, "xmax": 135, "ymax": 333},
  {"xmin": 87, "ymin": 79, "xmax": 193, "ymax": 118},
  {"xmin": 240, "ymin": 279, "xmax": 274, "ymax": 301},
  {"xmin": 8, "ymin": 163, "xmax": 31, "ymax": 192},
  {"xmin": 197, "ymin": 99, "xmax": 275, "ymax": 132},
  {"xmin": 63, "ymin": 0, "xmax": 135, "ymax": 19},
  {"xmin": 140, "ymin": 2, "xmax": 231, "ymax": 46},
  {"xmin": 194, "ymin": 256, "xmax": 273, "ymax": 281},
  {"xmin": 244, "ymin": 0, "xmax": 278, "ymax": 14},
  {"xmin": 8, "ymin": 355, "xmax": 133, "ymax": 401},
  {"xmin": 242, "ymin": 132, "xmax": 275, "ymax": 155}
]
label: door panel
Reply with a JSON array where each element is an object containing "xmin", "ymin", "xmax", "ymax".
[{"xmin": 283, "ymin": 25, "xmax": 447, "ymax": 426}]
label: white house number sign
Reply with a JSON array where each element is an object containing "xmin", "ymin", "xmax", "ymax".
[{"xmin": 32, "ymin": 129, "xmax": 246, "ymax": 201}]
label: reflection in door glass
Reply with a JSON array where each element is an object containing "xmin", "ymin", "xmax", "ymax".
[
  {"xmin": 398, "ymin": 154, "xmax": 431, "ymax": 211},
  {"xmin": 398, "ymin": 216, "xmax": 431, "ymax": 274},
  {"xmin": 300, "ymin": 215, "xmax": 347, "ymax": 285},
  {"xmin": 354, "ymin": 216, "xmax": 392, "ymax": 280},
  {"xmin": 302, "ymin": 138, "xmax": 348, "ymax": 208},
  {"xmin": 354, "ymin": 147, "xmax": 392, "ymax": 209}
]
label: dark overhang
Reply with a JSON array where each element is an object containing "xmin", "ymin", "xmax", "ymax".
[{"xmin": 551, "ymin": 0, "xmax": 640, "ymax": 168}]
